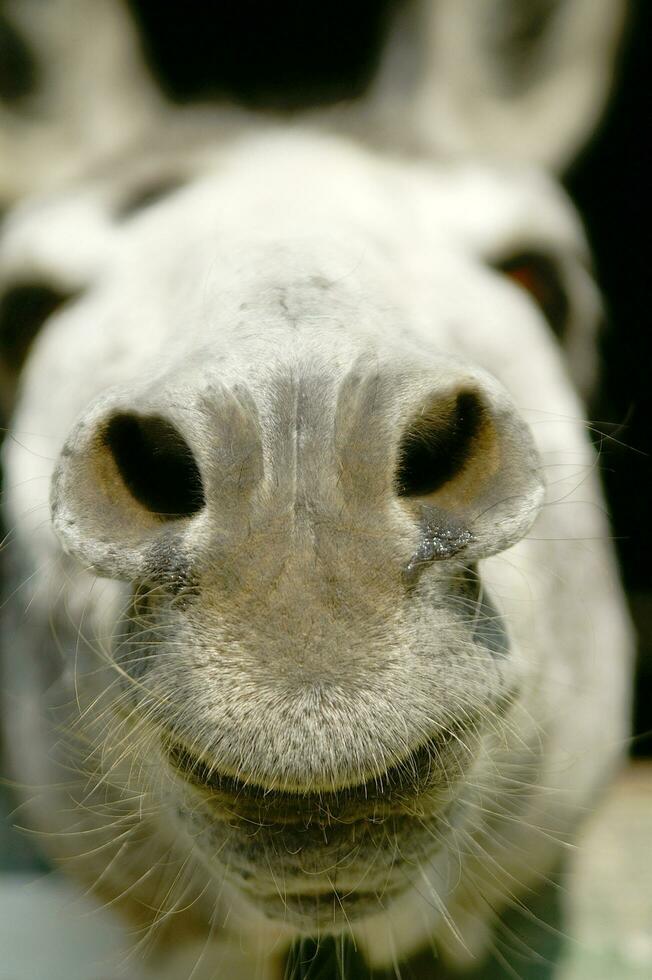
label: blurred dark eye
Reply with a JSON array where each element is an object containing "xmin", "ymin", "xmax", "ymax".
[
  {"xmin": 495, "ymin": 251, "xmax": 569, "ymax": 339},
  {"xmin": 117, "ymin": 177, "xmax": 185, "ymax": 219},
  {"xmin": 0, "ymin": 282, "xmax": 75, "ymax": 373},
  {"xmin": 0, "ymin": 11, "xmax": 37, "ymax": 103}
]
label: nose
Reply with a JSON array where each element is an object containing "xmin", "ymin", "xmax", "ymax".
[
  {"xmin": 50, "ymin": 375, "xmax": 264, "ymax": 579},
  {"xmin": 333, "ymin": 360, "xmax": 544, "ymax": 564},
  {"xmin": 100, "ymin": 412, "xmax": 205, "ymax": 519},
  {"xmin": 51, "ymin": 360, "xmax": 544, "ymax": 582}
]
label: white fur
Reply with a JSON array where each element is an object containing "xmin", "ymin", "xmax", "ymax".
[
  {"xmin": 1, "ymin": 128, "xmax": 633, "ymax": 977},
  {"xmin": 0, "ymin": 3, "xmax": 632, "ymax": 977}
]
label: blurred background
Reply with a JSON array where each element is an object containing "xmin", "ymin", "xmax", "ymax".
[{"xmin": 565, "ymin": 0, "xmax": 651, "ymax": 757}]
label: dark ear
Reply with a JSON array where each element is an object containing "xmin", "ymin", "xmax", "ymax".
[
  {"xmin": 0, "ymin": 2, "xmax": 157, "ymax": 202},
  {"xmin": 0, "ymin": 280, "xmax": 76, "ymax": 418}
]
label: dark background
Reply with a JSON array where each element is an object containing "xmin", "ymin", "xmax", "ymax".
[
  {"xmin": 566, "ymin": 0, "xmax": 651, "ymax": 755},
  {"xmin": 127, "ymin": 0, "xmax": 652, "ymax": 754}
]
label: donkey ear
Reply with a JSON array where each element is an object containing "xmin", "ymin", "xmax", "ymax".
[
  {"xmin": 371, "ymin": 0, "xmax": 626, "ymax": 171},
  {"xmin": 0, "ymin": 0, "xmax": 156, "ymax": 204}
]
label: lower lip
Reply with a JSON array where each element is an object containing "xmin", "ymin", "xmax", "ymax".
[{"xmin": 246, "ymin": 886, "xmax": 407, "ymax": 920}]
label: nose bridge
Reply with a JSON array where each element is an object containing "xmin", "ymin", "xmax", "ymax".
[
  {"xmin": 253, "ymin": 357, "xmax": 427, "ymax": 586},
  {"xmin": 255, "ymin": 355, "xmax": 406, "ymax": 525},
  {"xmin": 333, "ymin": 359, "xmax": 400, "ymax": 506},
  {"xmin": 203, "ymin": 358, "xmax": 406, "ymax": 607},
  {"xmin": 100, "ymin": 345, "xmax": 407, "ymax": 525},
  {"xmin": 263, "ymin": 366, "xmax": 336, "ymax": 505}
]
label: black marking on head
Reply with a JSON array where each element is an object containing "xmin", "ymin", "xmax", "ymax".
[
  {"xmin": 286, "ymin": 935, "xmax": 376, "ymax": 976},
  {"xmin": 396, "ymin": 391, "xmax": 484, "ymax": 498},
  {"xmin": 115, "ymin": 588, "xmax": 156, "ymax": 681},
  {"xmin": 103, "ymin": 413, "xmax": 206, "ymax": 519},
  {"xmin": 144, "ymin": 535, "xmax": 200, "ymax": 600},
  {"xmin": 496, "ymin": 251, "xmax": 570, "ymax": 340},
  {"xmin": 126, "ymin": 0, "xmax": 398, "ymax": 108},
  {"xmin": 308, "ymin": 274, "xmax": 333, "ymax": 291},
  {"xmin": 458, "ymin": 565, "xmax": 510, "ymax": 658},
  {"xmin": 116, "ymin": 177, "xmax": 185, "ymax": 219},
  {"xmin": 486, "ymin": 0, "xmax": 564, "ymax": 92},
  {"xmin": 0, "ymin": 282, "xmax": 76, "ymax": 373},
  {"xmin": 404, "ymin": 512, "xmax": 473, "ymax": 582},
  {"xmin": 0, "ymin": 11, "xmax": 37, "ymax": 103},
  {"xmin": 115, "ymin": 568, "xmax": 198, "ymax": 684}
]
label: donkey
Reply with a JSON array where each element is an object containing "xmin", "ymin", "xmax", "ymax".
[{"xmin": 0, "ymin": 3, "xmax": 632, "ymax": 979}]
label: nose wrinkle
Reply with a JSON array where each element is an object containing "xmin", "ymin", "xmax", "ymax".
[
  {"xmin": 334, "ymin": 361, "xmax": 396, "ymax": 503},
  {"xmin": 263, "ymin": 367, "xmax": 340, "ymax": 529}
]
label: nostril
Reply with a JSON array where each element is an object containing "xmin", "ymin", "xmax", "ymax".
[
  {"xmin": 393, "ymin": 379, "xmax": 544, "ymax": 562},
  {"xmin": 103, "ymin": 413, "xmax": 205, "ymax": 518},
  {"xmin": 396, "ymin": 391, "xmax": 484, "ymax": 497}
]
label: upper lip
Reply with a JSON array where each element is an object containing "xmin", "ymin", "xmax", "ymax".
[{"xmin": 165, "ymin": 726, "xmax": 467, "ymax": 824}]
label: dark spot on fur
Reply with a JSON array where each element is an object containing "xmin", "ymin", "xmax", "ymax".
[
  {"xmin": 308, "ymin": 274, "xmax": 332, "ymax": 291},
  {"xmin": 457, "ymin": 565, "xmax": 510, "ymax": 658},
  {"xmin": 404, "ymin": 512, "xmax": 474, "ymax": 582},
  {"xmin": 285, "ymin": 936, "xmax": 369, "ymax": 978},
  {"xmin": 115, "ymin": 568, "xmax": 198, "ymax": 683},
  {"xmin": 144, "ymin": 535, "xmax": 200, "ymax": 600},
  {"xmin": 485, "ymin": 0, "xmax": 564, "ymax": 92},
  {"xmin": 473, "ymin": 587, "xmax": 510, "ymax": 658},
  {"xmin": 116, "ymin": 177, "xmax": 185, "ymax": 219}
]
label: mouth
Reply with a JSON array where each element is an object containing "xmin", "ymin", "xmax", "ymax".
[
  {"xmin": 163, "ymin": 738, "xmax": 465, "ymax": 929},
  {"xmin": 165, "ymin": 726, "xmax": 469, "ymax": 825}
]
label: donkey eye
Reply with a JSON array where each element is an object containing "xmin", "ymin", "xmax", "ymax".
[
  {"xmin": 117, "ymin": 177, "xmax": 185, "ymax": 219},
  {"xmin": 0, "ymin": 11, "xmax": 37, "ymax": 104},
  {"xmin": 495, "ymin": 251, "xmax": 569, "ymax": 339},
  {"xmin": 0, "ymin": 282, "xmax": 76, "ymax": 372}
]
